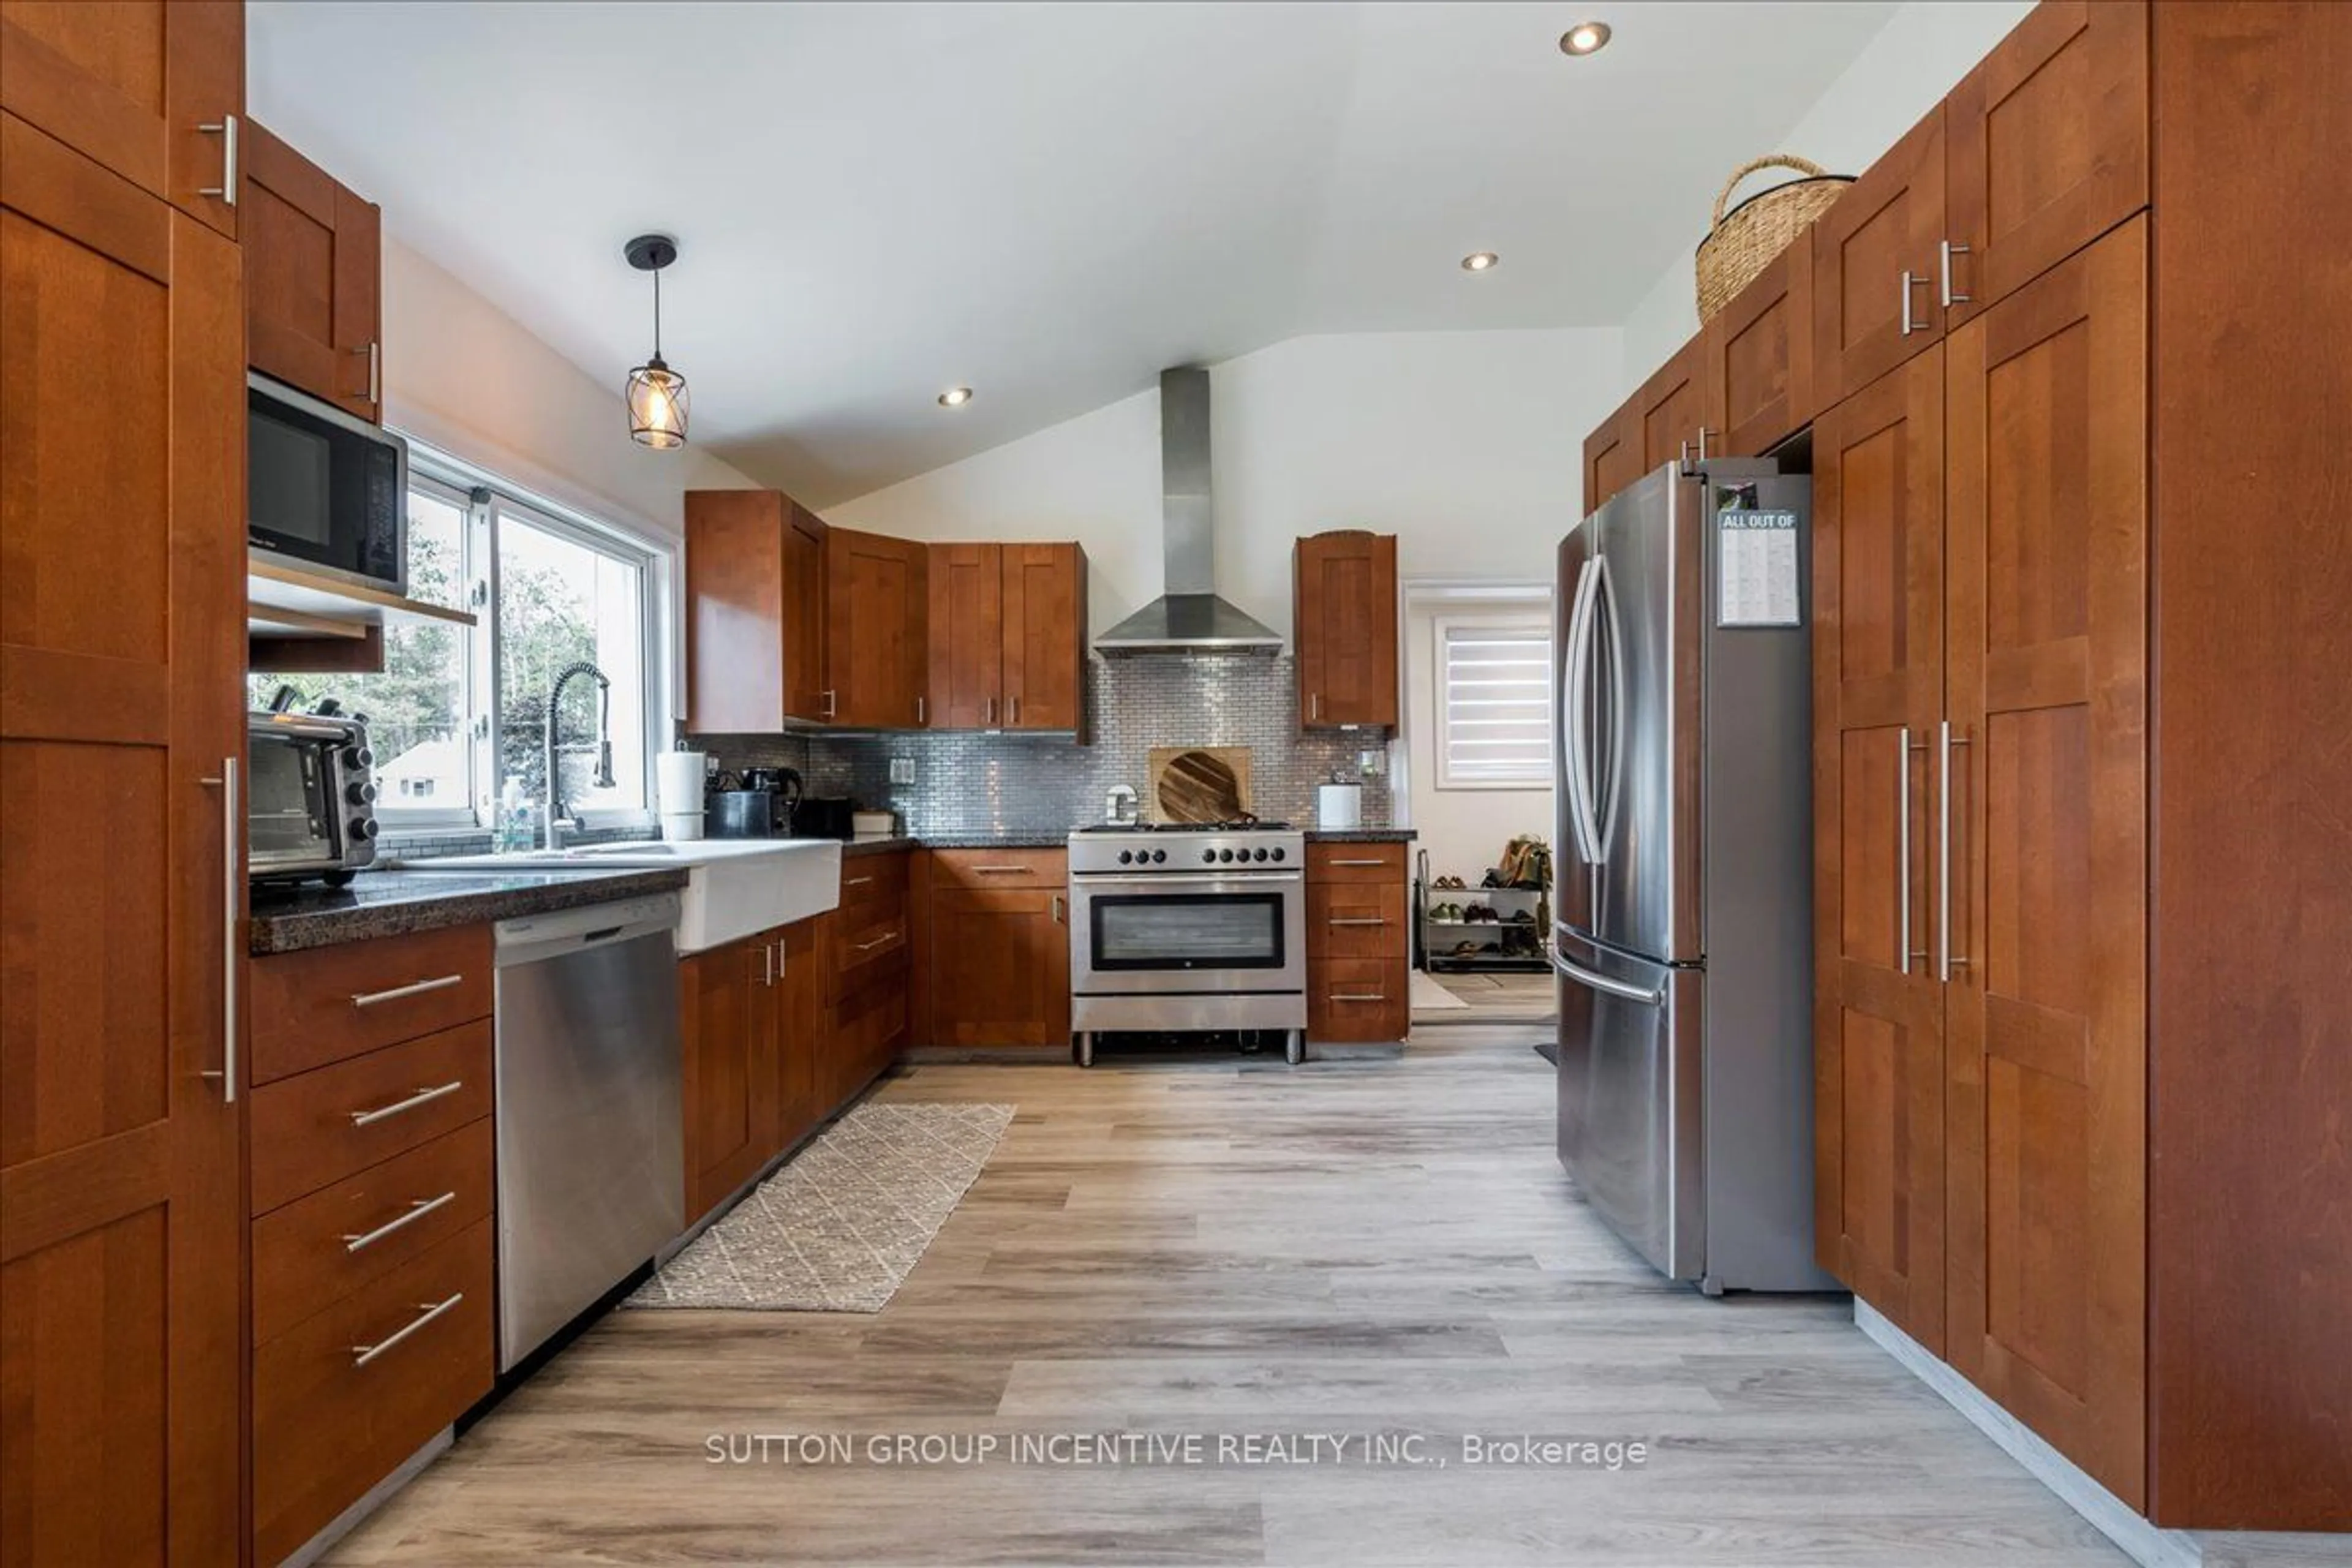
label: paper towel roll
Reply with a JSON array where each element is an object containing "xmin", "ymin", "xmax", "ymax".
[
  {"xmin": 1317, "ymin": 782, "xmax": 1363, "ymax": 831},
  {"xmin": 657, "ymin": 750, "xmax": 707, "ymax": 816}
]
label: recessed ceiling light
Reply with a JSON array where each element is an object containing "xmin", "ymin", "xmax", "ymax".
[
  {"xmin": 937, "ymin": 386, "xmax": 973, "ymax": 407},
  {"xmin": 1461, "ymin": 252, "xmax": 1500, "ymax": 273},
  {"xmin": 1559, "ymin": 20, "xmax": 1612, "ymax": 56}
]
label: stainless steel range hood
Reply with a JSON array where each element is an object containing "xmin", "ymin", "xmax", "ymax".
[{"xmin": 1095, "ymin": 368, "xmax": 1284, "ymax": 655}]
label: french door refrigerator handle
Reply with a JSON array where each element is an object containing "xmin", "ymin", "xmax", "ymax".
[
  {"xmin": 1550, "ymin": 951, "xmax": 1665, "ymax": 1008},
  {"xmin": 1592, "ymin": 557, "xmax": 1627, "ymax": 864},
  {"xmin": 1561, "ymin": 558, "xmax": 1604, "ymax": 864}
]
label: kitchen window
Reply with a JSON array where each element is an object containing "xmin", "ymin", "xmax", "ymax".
[
  {"xmin": 251, "ymin": 444, "xmax": 669, "ymax": 831},
  {"xmin": 1434, "ymin": 614, "xmax": 1553, "ymax": 790}
]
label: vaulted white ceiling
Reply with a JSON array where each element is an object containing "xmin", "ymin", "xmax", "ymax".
[{"xmin": 249, "ymin": 1, "xmax": 1894, "ymax": 506}]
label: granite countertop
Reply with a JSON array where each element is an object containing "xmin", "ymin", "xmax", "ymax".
[
  {"xmin": 1303, "ymin": 828, "xmax": 1417, "ymax": 842},
  {"xmin": 842, "ymin": 834, "xmax": 922, "ymax": 857},
  {"xmin": 903, "ymin": 832, "xmax": 1071, "ymax": 851},
  {"xmin": 249, "ymin": 866, "xmax": 692, "ymax": 956}
]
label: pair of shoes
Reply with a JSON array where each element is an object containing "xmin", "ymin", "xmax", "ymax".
[
  {"xmin": 1464, "ymin": 903, "xmax": 1498, "ymax": 923},
  {"xmin": 1430, "ymin": 902, "xmax": 1463, "ymax": 922},
  {"xmin": 1506, "ymin": 909, "xmax": 1536, "ymax": 925},
  {"xmin": 1449, "ymin": 940, "xmax": 1484, "ymax": 958},
  {"xmin": 1481, "ymin": 869, "xmax": 1505, "ymax": 889},
  {"xmin": 1433, "ymin": 874, "xmax": 1467, "ymax": 890}
]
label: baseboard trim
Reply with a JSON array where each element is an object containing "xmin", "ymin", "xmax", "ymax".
[
  {"xmin": 278, "ymin": 1427, "xmax": 453, "ymax": 1568},
  {"xmin": 1854, "ymin": 1300, "xmax": 2202, "ymax": 1568}
]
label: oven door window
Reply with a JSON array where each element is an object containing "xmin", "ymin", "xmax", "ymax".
[
  {"xmin": 1089, "ymin": 893, "xmax": 1286, "ymax": 971},
  {"xmin": 247, "ymin": 734, "xmax": 337, "ymax": 867}
]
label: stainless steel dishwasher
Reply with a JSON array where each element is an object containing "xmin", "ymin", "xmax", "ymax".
[{"xmin": 492, "ymin": 891, "xmax": 683, "ymax": 1369}]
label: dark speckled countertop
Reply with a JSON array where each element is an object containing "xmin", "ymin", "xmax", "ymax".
[
  {"xmin": 249, "ymin": 867, "xmax": 691, "ymax": 956},
  {"xmin": 1303, "ymin": 828, "xmax": 1416, "ymax": 843}
]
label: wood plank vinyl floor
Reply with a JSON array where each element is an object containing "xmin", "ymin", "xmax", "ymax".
[{"xmin": 325, "ymin": 1027, "xmax": 2129, "ymax": 1567}]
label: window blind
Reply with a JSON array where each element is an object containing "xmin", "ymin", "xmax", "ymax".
[{"xmin": 1436, "ymin": 616, "xmax": 1553, "ymax": 789}]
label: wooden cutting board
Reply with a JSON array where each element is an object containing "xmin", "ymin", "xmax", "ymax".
[{"xmin": 1149, "ymin": 747, "xmax": 1253, "ymax": 824}]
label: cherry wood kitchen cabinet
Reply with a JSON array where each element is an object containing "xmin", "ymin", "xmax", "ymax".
[
  {"xmin": 1581, "ymin": 334, "xmax": 1709, "ymax": 513},
  {"xmin": 245, "ymin": 926, "xmax": 496, "ymax": 1563},
  {"xmin": 1943, "ymin": 0, "xmax": 2147, "ymax": 329},
  {"xmin": 0, "ymin": 104, "xmax": 247, "ymax": 1567},
  {"xmin": 1294, "ymin": 531, "xmax": 1398, "ymax": 729},
  {"xmin": 828, "ymin": 850, "xmax": 913, "ymax": 1098},
  {"xmin": 1807, "ymin": 344, "xmax": 1949, "ymax": 1355},
  {"xmin": 0, "ymin": 0, "xmax": 243, "ymax": 239},
  {"xmin": 1305, "ymin": 842, "xmax": 1411, "ymax": 1043},
  {"xmin": 1700, "ymin": 236, "xmax": 1817, "ymax": 458},
  {"xmin": 680, "ymin": 930, "xmax": 781, "ymax": 1222},
  {"xmin": 826, "ymin": 528, "xmax": 928, "ymax": 727},
  {"xmin": 243, "ymin": 116, "xmax": 383, "ymax": 421},
  {"xmin": 927, "ymin": 543, "xmax": 1088, "ymax": 733},
  {"xmin": 1941, "ymin": 216, "xmax": 2148, "ymax": 1506},
  {"xmin": 1812, "ymin": 105, "xmax": 1948, "ymax": 401},
  {"xmin": 926, "ymin": 850, "xmax": 1070, "ymax": 1048},
  {"xmin": 685, "ymin": 489, "xmax": 829, "ymax": 732}
]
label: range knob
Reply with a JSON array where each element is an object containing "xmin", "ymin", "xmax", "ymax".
[
  {"xmin": 1254, "ymin": 848, "xmax": 1270, "ymax": 862},
  {"xmin": 1201, "ymin": 848, "xmax": 1216, "ymax": 864},
  {"xmin": 347, "ymin": 816, "xmax": 377, "ymax": 844},
  {"xmin": 1219, "ymin": 848, "xmax": 1235, "ymax": 863},
  {"xmin": 1271, "ymin": 847, "xmax": 1287, "ymax": 862},
  {"xmin": 1118, "ymin": 850, "xmax": 1134, "ymax": 864},
  {"xmin": 1151, "ymin": 850, "xmax": 1166, "ymax": 863},
  {"xmin": 342, "ymin": 744, "xmax": 374, "ymax": 769},
  {"xmin": 347, "ymin": 780, "xmax": 378, "ymax": 806}
]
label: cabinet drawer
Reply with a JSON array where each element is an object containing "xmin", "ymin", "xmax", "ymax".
[
  {"xmin": 254, "ymin": 1219, "xmax": 494, "ymax": 1567},
  {"xmin": 1307, "ymin": 842, "xmax": 1407, "ymax": 884},
  {"xmin": 1308, "ymin": 957, "xmax": 1410, "ymax": 1043},
  {"xmin": 831, "ymin": 908, "xmax": 910, "ymax": 998},
  {"xmin": 251, "ymin": 1022, "xmax": 495, "ymax": 1215},
  {"xmin": 1308, "ymin": 882, "xmax": 1409, "ymax": 959},
  {"xmin": 929, "ymin": 847, "xmax": 1066, "ymax": 890},
  {"xmin": 838, "ymin": 976, "xmax": 908, "ymax": 1065},
  {"xmin": 251, "ymin": 923, "xmax": 492, "ymax": 1084},
  {"xmin": 251, "ymin": 1120, "xmax": 494, "ymax": 1346},
  {"xmin": 839, "ymin": 851, "xmax": 910, "ymax": 910}
]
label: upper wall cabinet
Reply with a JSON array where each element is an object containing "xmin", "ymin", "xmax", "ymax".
[
  {"xmin": 1582, "ymin": 334, "xmax": 1709, "ymax": 515},
  {"xmin": 1294, "ymin": 531, "xmax": 1398, "ymax": 729},
  {"xmin": 1813, "ymin": 106, "xmax": 1950, "ymax": 401},
  {"xmin": 0, "ymin": 0, "xmax": 242, "ymax": 238},
  {"xmin": 1702, "ymin": 235, "xmax": 1817, "ymax": 459},
  {"xmin": 826, "ymin": 529, "xmax": 928, "ymax": 728},
  {"xmin": 685, "ymin": 490, "xmax": 829, "ymax": 732},
  {"xmin": 243, "ymin": 119, "xmax": 382, "ymax": 422},
  {"xmin": 927, "ymin": 543, "xmax": 1087, "ymax": 733},
  {"xmin": 1943, "ymin": 0, "xmax": 2147, "ymax": 326}
]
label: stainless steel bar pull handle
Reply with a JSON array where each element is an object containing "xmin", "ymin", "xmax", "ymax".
[
  {"xmin": 822, "ymin": 690, "xmax": 838, "ymax": 718},
  {"xmin": 1939, "ymin": 721, "xmax": 1972, "ymax": 981},
  {"xmin": 198, "ymin": 115, "xmax": 238, "ymax": 205},
  {"xmin": 1939, "ymin": 240, "xmax": 1972, "ymax": 307},
  {"xmin": 971, "ymin": 865, "xmax": 1032, "ymax": 875},
  {"xmin": 1328, "ymin": 858, "xmax": 1387, "ymax": 868},
  {"xmin": 349, "ymin": 1081, "xmax": 464, "ymax": 1128},
  {"xmin": 856, "ymin": 933, "xmax": 897, "ymax": 952},
  {"xmin": 916, "ymin": 695, "xmax": 925, "ymax": 725},
  {"xmin": 198, "ymin": 761, "xmax": 238, "ymax": 1102},
  {"xmin": 351, "ymin": 1292, "xmax": 464, "ymax": 1368},
  {"xmin": 1009, "ymin": 695, "xmax": 1020, "ymax": 725},
  {"xmin": 355, "ymin": 341, "xmax": 380, "ymax": 406},
  {"xmin": 344, "ymin": 1192, "xmax": 456, "ymax": 1253},
  {"xmin": 844, "ymin": 875, "xmax": 874, "ymax": 888},
  {"xmin": 1051, "ymin": 894, "xmax": 1065, "ymax": 924},
  {"xmin": 1900, "ymin": 270, "xmax": 1926, "ymax": 335},
  {"xmin": 1331, "ymin": 992, "xmax": 1387, "ymax": 1003},
  {"xmin": 1329, "ymin": 917, "xmax": 1388, "ymax": 927},
  {"xmin": 760, "ymin": 941, "xmax": 775, "ymax": 988},
  {"xmin": 351, "ymin": 973, "xmax": 465, "ymax": 1009}
]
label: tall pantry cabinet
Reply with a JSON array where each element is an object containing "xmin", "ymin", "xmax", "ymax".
[
  {"xmin": 1806, "ymin": 0, "xmax": 2351, "ymax": 1530},
  {"xmin": 0, "ymin": 1, "xmax": 249, "ymax": 1562}
]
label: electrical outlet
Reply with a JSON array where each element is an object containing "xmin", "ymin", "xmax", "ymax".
[{"xmin": 889, "ymin": 756, "xmax": 916, "ymax": 785}]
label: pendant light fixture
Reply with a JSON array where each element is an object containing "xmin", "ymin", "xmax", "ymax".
[{"xmin": 623, "ymin": 233, "xmax": 689, "ymax": 448}]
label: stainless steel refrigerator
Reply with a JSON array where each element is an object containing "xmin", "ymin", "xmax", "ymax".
[{"xmin": 1553, "ymin": 459, "xmax": 1833, "ymax": 1293}]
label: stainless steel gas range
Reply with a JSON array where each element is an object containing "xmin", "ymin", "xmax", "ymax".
[{"xmin": 1066, "ymin": 821, "xmax": 1308, "ymax": 1066}]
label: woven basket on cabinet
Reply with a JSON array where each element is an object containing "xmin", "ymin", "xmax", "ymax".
[{"xmin": 1695, "ymin": 155, "xmax": 1852, "ymax": 322}]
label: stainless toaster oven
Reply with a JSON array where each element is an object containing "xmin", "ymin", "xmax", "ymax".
[{"xmin": 247, "ymin": 710, "xmax": 381, "ymax": 884}]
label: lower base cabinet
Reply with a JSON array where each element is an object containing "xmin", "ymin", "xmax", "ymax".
[
  {"xmin": 246, "ymin": 927, "xmax": 499, "ymax": 1564},
  {"xmin": 1306, "ymin": 843, "xmax": 1411, "ymax": 1042},
  {"xmin": 680, "ymin": 853, "xmax": 916, "ymax": 1227},
  {"xmin": 925, "ymin": 849, "xmax": 1071, "ymax": 1049}
]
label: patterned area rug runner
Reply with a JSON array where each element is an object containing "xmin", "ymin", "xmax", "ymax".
[{"xmin": 626, "ymin": 1101, "xmax": 1014, "ymax": 1313}]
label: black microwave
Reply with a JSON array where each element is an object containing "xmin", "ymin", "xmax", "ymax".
[{"xmin": 247, "ymin": 372, "xmax": 409, "ymax": 595}]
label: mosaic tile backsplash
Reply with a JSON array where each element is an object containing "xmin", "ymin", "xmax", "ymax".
[{"xmin": 708, "ymin": 654, "xmax": 1391, "ymax": 838}]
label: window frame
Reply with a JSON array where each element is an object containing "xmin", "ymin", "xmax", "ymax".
[
  {"xmin": 1432, "ymin": 611, "xmax": 1554, "ymax": 792},
  {"xmin": 394, "ymin": 442, "xmax": 671, "ymax": 834}
]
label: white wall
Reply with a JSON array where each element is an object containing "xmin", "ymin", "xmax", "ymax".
[
  {"xmin": 830, "ymin": 327, "xmax": 1623, "ymax": 639},
  {"xmin": 380, "ymin": 238, "xmax": 760, "ymax": 544},
  {"xmin": 1401, "ymin": 589, "xmax": 1553, "ymax": 886},
  {"xmin": 1617, "ymin": 0, "xmax": 2038, "ymax": 379}
]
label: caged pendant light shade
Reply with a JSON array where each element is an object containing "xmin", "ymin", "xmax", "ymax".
[{"xmin": 624, "ymin": 234, "xmax": 689, "ymax": 448}]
